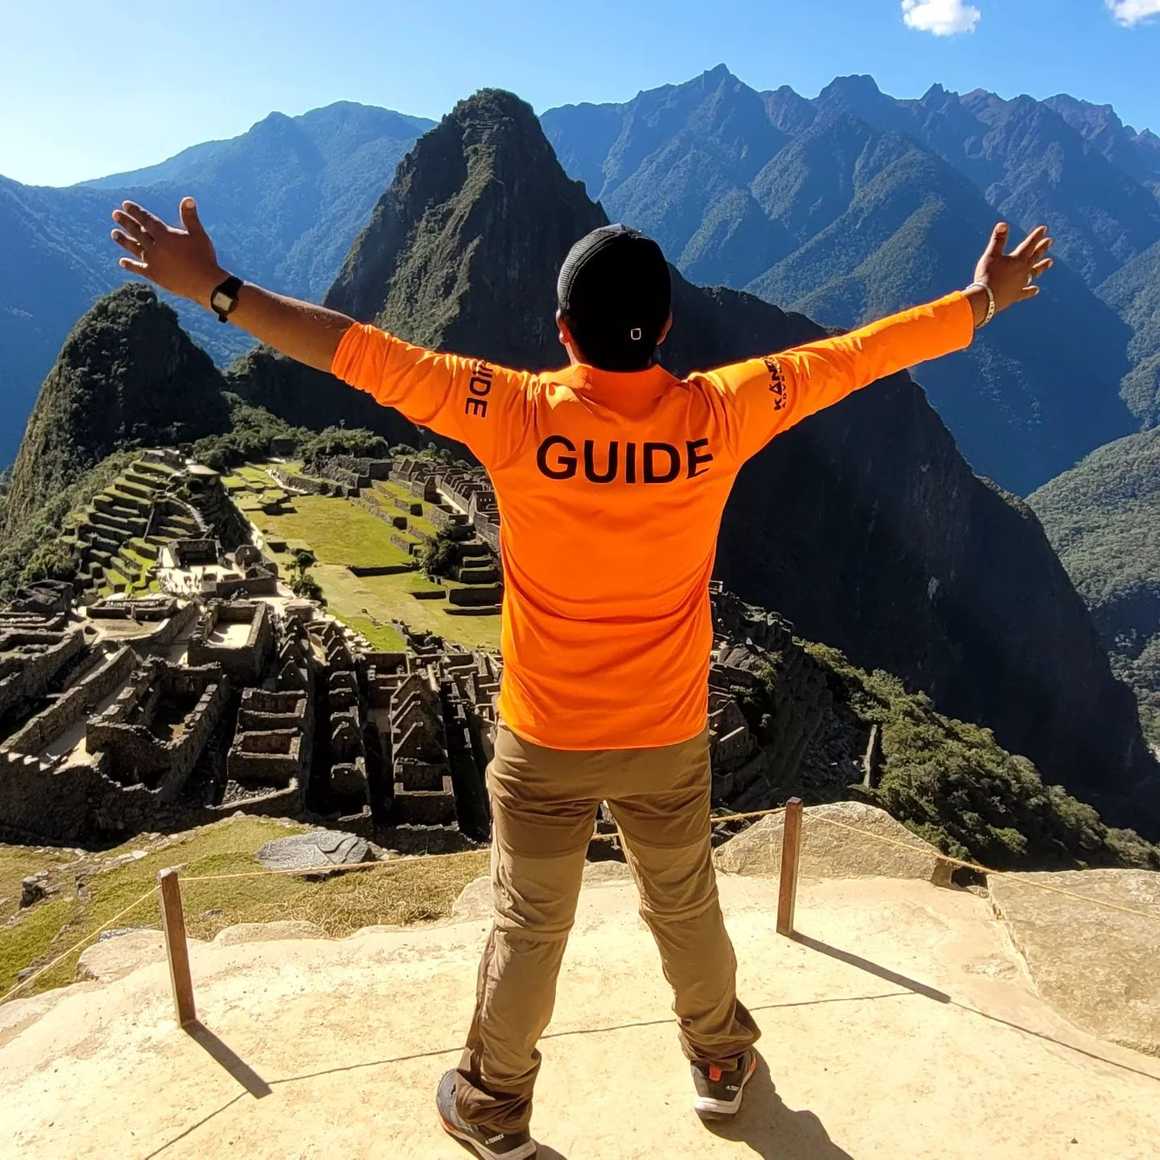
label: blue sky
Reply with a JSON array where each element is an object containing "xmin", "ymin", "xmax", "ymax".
[{"xmin": 2, "ymin": 0, "xmax": 1159, "ymax": 186}]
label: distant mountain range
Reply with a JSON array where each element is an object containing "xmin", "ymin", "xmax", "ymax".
[
  {"xmin": 5, "ymin": 72, "xmax": 1160, "ymax": 490},
  {"xmin": 0, "ymin": 102, "xmax": 432, "ymax": 463},
  {"xmin": 542, "ymin": 66, "xmax": 1160, "ymax": 493}
]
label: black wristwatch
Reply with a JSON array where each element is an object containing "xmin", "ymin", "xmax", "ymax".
[{"xmin": 210, "ymin": 274, "xmax": 243, "ymax": 323}]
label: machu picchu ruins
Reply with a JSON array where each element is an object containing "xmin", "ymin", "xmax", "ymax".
[{"xmin": 0, "ymin": 445, "xmax": 849, "ymax": 855}]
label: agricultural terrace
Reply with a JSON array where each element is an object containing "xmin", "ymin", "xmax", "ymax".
[{"xmin": 225, "ymin": 462, "xmax": 501, "ymax": 652}]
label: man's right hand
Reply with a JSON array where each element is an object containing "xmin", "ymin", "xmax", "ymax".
[
  {"xmin": 966, "ymin": 222, "xmax": 1054, "ymax": 327},
  {"xmin": 111, "ymin": 197, "xmax": 227, "ymax": 309}
]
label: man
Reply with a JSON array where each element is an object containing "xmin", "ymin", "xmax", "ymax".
[{"xmin": 111, "ymin": 198, "xmax": 1052, "ymax": 1159}]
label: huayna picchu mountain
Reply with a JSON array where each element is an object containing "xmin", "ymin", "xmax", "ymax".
[
  {"xmin": 1, "ymin": 284, "xmax": 230, "ymax": 533},
  {"xmin": 226, "ymin": 88, "xmax": 1159, "ymax": 834}
]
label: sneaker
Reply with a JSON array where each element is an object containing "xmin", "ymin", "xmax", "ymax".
[
  {"xmin": 691, "ymin": 1049, "xmax": 758, "ymax": 1117},
  {"xmin": 436, "ymin": 1069, "xmax": 538, "ymax": 1159}
]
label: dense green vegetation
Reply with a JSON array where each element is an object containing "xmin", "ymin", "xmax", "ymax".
[
  {"xmin": 1098, "ymin": 239, "xmax": 1160, "ymax": 426},
  {"xmin": 1029, "ymin": 428, "xmax": 1160, "ymax": 746},
  {"xmin": 802, "ymin": 642, "xmax": 1159, "ymax": 870},
  {"xmin": 419, "ymin": 527, "xmax": 462, "ymax": 580}
]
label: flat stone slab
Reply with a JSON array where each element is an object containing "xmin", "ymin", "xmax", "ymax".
[
  {"xmin": 453, "ymin": 860, "xmax": 632, "ymax": 920},
  {"xmin": 3, "ymin": 876, "xmax": 1158, "ymax": 1159},
  {"xmin": 255, "ymin": 830, "xmax": 375, "ymax": 874},
  {"xmin": 990, "ymin": 868, "xmax": 1160, "ymax": 1056},
  {"xmin": 714, "ymin": 801, "xmax": 952, "ymax": 885},
  {"xmin": 76, "ymin": 930, "xmax": 170, "ymax": 983}
]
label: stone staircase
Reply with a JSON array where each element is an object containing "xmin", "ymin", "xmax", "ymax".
[{"xmin": 434, "ymin": 502, "xmax": 502, "ymax": 615}]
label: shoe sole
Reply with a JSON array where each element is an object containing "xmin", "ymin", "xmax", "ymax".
[
  {"xmin": 440, "ymin": 1115, "xmax": 538, "ymax": 1160},
  {"xmin": 693, "ymin": 1052, "xmax": 758, "ymax": 1117}
]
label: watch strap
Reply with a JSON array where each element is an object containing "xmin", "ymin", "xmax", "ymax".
[{"xmin": 211, "ymin": 275, "xmax": 243, "ymax": 323}]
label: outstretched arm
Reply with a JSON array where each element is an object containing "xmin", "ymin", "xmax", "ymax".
[
  {"xmin": 111, "ymin": 197, "xmax": 351, "ymax": 371},
  {"xmin": 710, "ymin": 222, "xmax": 1055, "ymax": 462},
  {"xmin": 110, "ymin": 196, "xmax": 532, "ymax": 466}
]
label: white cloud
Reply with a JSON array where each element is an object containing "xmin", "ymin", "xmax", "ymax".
[
  {"xmin": 901, "ymin": 0, "xmax": 982, "ymax": 36},
  {"xmin": 1106, "ymin": 1, "xmax": 1160, "ymax": 26}
]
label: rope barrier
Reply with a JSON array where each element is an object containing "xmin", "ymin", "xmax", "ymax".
[
  {"xmin": 806, "ymin": 813, "xmax": 1159, "ymax": 923},
  {"xmin": 5, "ymin": 801, "xmax": 1152, "ymax": 1012},
  {"xmin": 176, "ymin": 804, "xmax": 1158, "ymax": 924},
  {"xmin": 177, "ymin": 805, "xmax": 788, "ymax": 883},
  {"xmin": 0, "ymin": 885, "xmax": 160, "ymax": 1006}
]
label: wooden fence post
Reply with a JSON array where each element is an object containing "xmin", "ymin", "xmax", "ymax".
[
  {"xmin": 776, "ymin": 798, "xmax": 804, "ymax": 937},
  {"xmin": 158, "ymin": 867, "xmax": 196, "ymax": 1027}
]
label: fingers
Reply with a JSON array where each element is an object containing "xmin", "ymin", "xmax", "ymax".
[
  {"xmin": 111, "ymin": 208, "xmax": 152, "ymax": 244},
  {"xmin": 1019, "ymin": 283, "xmax": 1040, "ymax": 301},
  {"xmin": 1012, "ymin": 225, "xmax": 1049, "ymax": 258},
  {"xmin": 1031, "ymin": 235, "xmax": 1053, "ymax": 261},
  {"xmin": 1030, "ymin": 258, "xmax": 1053, "ymax": 278},
  {"xmin": 110, "ymin": 228, "xmax": 144, "ymax": 256},
  {"xmin": 179, "ymin": 196, "xmax": 206, "ymax": 238},
  {"xmin": 121, "ymin": 200, "xmax": 166, "ymax": 234},
  {"xmin": 117, "ymin": 256, "xmax": 155, "ymax": 280},
  {"xmin": 984, "ymin": 221, "xmax": 1009, "ymax": 257}
]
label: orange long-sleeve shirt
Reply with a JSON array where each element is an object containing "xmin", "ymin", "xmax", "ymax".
[{"xmin": 332, "ymin": 291, "xmax": 974, "ymax": 749}]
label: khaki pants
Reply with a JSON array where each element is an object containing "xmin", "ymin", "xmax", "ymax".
[{"xmin": 455, "ymin": 723, "xmax": 760, "ymax": 1134}]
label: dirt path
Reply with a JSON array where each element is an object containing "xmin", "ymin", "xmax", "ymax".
[{"xmin": 1, "ymin": 874, "xmax": 1157, "ymax": 1159}]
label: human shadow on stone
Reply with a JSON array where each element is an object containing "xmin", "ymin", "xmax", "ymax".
[
  {"xmin": 700, "ymin": 1055, "xmax": 854, "ymax": 1159},
  {"xmin": 792, "ymin": 933, "xmax": 950, "ymax": 1003},
  {"xmin": 185, "ymin": 1019, "xmax": 272, "ymax": 1097}
]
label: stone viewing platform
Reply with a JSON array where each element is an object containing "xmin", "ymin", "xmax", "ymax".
[{"xmin": 2, "ymin": 855, "xmax": 1157, "ymax": 1159}]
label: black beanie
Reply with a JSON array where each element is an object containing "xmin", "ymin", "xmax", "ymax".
[{"xmin": 557, "ymin": 224, "xmax": 672, "ymax": 371}]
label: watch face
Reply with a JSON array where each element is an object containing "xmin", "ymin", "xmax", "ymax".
[{"xmin": 211, "ymin": 289, "xmax": 232, "ymax": 313}]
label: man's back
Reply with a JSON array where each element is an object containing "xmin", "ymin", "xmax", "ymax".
[
  {"xmin": 331, "ymin": 290, "xmax": 974, "ymax": 749},
  {"xmin": 491, "ymin": 360, "xmax": 735, "ymax": 749}
]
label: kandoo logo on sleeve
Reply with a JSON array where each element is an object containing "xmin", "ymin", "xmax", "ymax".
[
  {"xmin": 536, "ymin": 436, "xmax": 714, "ymax": 483},
  {"xmin": 463, "ymin": 360, "xmax": 494, "ymax": 418},
  {"xmin": 763, "ymin": 357, "xmax": 787, "ymax": 411}
]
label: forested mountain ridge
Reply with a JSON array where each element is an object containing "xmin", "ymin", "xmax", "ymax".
[
  {"xmin": 225, "ymin": 87, "xmax": 1160, "ymax": 833},
  {"xmin": 542, "ymin": 66, "xmax": 1160, "ymax": 493},
  {"xmin": 0, "ymin": 102, "xmax": 431, "ymax": 465},
  {"xmin": 1029, "ymin": 427, "xmax": 1160, "ymax": 750}
]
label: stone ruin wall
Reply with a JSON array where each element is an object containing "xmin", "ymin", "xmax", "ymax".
[
  {"xmin": 308, "ymin": 620, "xmax": 370, "ymax": 812},
  {"xmin": 187, "ymin": 600, "xmax": 275, "ymax": 684},
  {"xmin": 0, "ymin": 659, "xmax": 228, "ymax": 844},
  {"xmin": 1, "ymin": 646, "xmax": 135, "ymax": 759},
  {"xmin": 0, "ymin": 628, "xmax": 87, "ymax": 721},
  {"xmin": 227, "ymin": 688, "xmax": 313, "ymax": 804},
  {"xmin": 86, "ymin": 660, "xmax": 228, "ymax": 798},
  {"xmin": 386, "ymin": 669, "xmax": 457, "ymax": 827}
]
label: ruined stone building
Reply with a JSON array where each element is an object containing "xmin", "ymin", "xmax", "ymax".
[
  {"xmin": 188, "ymin": 600, "xmax": 275, "ymax": 683},
  {"xmin": 226, "ymin": 686, "xmax": 314, "ymax": 811},
  {"xmin": 307, "ymin": 619, "xmax": 371, "ymax": 814}
]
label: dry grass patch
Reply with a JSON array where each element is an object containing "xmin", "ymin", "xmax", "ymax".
[{"xmin": 0, "ymin": 819, "xmax": 488, "ymax": 1000}]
